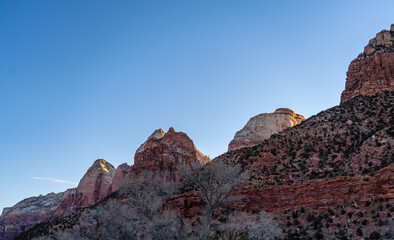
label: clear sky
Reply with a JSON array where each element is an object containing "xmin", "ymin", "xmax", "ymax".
[{"xmin": 0, "ymin": 0, "xmax": 393, "ymax": 211}]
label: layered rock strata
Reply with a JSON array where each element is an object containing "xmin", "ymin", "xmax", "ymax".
[
  {"xmin": 131, "ymin": 127, "xmax": 210, "ymax": 178},
  {"xmin": 55, "ymin": 159, "xmax": 115, "ymax": 218},
  {"xmin": 0, "ymin": 189, "xmax": 75, "ymax": 240},
  {"xmin": 341, "ymin": 24, "xmax": 394, "ymax": 103},
  {"xmin": 111, "ymin": 163, "xmax": 132, "ymax": 192},
  {"xmin": 228, "ymin": 108, "xmax": 305, "ymax": 151}
]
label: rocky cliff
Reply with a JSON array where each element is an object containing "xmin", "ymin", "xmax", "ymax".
[
  {"xmin": 111, "ymin": 163, "xmax": 132, "ymax": 192},
  {"xmin": 341, "ymin": 24, "xmax": 394, "ymax": 103},
  {"xmin": 0, "ymin": 189, "xmax": 75, "ymax": 240},
  {"xmin": 130, "ymin": 127, "xmax": 210, "ymax": 178},
  {"xmin": 54, "ymin": 159, "xmax": 115, "ymax": 218},
  {"xmin": 111, "ymin": 127, "xmax": 210, "ymax": 190},
  {"xmin": 228, "ymin": 108, "xmax": 305, "ymax": 151}
]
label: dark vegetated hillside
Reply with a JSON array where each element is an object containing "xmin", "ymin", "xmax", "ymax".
[
  {"xmin": 216, "ymin": 91, "xmax": 393, "ymax": 239},
  {"xmin": 223, "ymin": 91, "xmax": 393, "ymax": 183}
]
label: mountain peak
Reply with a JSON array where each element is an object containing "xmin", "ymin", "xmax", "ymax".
[
  {"xmin": 228, "ymin": 108, "xmax": 305, "ymax": 151},
  {"xmin": 55, "ymin": 159, "xmax": 116, "ymax": 218},
  {"xmin": 341, "ymin": 24, "xmax": 394, "ymax": 103},
  {"xmin": 167, "ymin": 127, "xmax": 176, "ymax": 134},
  {"xmin": 91, "ymin": 159, "xmax": 112, "ymax": 173},
  {"xmin": 133, "ymin": 127, "xmax": 210, "ymax": 176}
]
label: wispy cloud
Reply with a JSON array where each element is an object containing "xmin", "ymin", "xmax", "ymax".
[{"xmin": 32, "ymin": 177, "xmax": 78, "ymax": 185}]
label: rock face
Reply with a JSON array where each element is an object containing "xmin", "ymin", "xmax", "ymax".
[
  {"xmin": 0, "ymin": 189, "xmax": 75, "ymax": 240},
  {"xmin": 55, "ymin": 159, "xmax": 115, "ymax": 218},
  {"xmin": 132, "ymin": 127, "xmax": 210, "ymax": 178},
  {"xmin": 111, "ymin": 163, "xmax": 132, "ymax": 192},
  {"xmin": 228, "ymin": 108, "xmax": 305, "ymax": 151},
  {"xmin": 110, "ymin": 128, "xmax": 210, "ymax": 191},
  {"xmin": 341, "ymin": 24, "xmax": 394, "ymax": 103}
]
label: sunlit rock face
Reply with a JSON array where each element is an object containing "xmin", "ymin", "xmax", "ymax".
[
  {"xmin": 0, "ymin": 189, "xmax": 75, "ymax": 240},
  {"xmin": 132, "ymin": 127, "xmax": 210, "ymax": 178},
  {"xmin": 341, "ymin": 24, "xmax": 394, "ymax": 104},
  {"xmin": 228, "ymin": 108, "xmax": 305, "ymax": 151},
  {"xmin": 55, "ymin": 159, "xmax": 115, "ymax": 218}
]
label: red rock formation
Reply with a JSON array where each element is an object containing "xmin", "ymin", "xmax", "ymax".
[
  {"xmin": 109, "ymin": 128, "xmax": 210, "ymax": 192},
  {"xmin": 228, "ymin": 108, "xmax": 305, "ymax": 151},
  {"xmin": 130, "ymin": 127, "xmax": 210, "ymax": 178},
  {"xmin": 111, "ymin": 163, "xmax": 131, "ymax": 192},
  {"xmin": 55, "ymin": 159, "xmax": 115, "ymax": 218},
  {"xmin": 341, "ymin": 24, "xmax": 394, "ymax": 103},
  {"xmin": 0, "ymin": 189, "xmax": 75, "ymax": 240},
  {"xmin": 173, "ymin": 166, "xmax": 393, "ymax": 217}
]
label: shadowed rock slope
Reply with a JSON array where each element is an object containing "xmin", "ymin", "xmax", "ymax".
[{"xmin": 0, "ymin": 189, "xmax": 75, "ymax": 240}]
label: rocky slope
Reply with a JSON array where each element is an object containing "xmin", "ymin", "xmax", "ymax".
[
  {"xmin": 228, "ymin": 108, "xmax": 305, "ymax": 151},
  {"xmin": 0, "ymin": 189, "xmax": 75, "ymax": 240},
  {"xmin": 224, "ymin": 92, "xmax": 394, "ymax": 239},
  {"xmin": 173, "ymin": 91, "xmax": 393, "ymax": 239},
  {"xmin": 341, "ymin": 24, "xmax": 394, "ymax": 103},
  {"xmin": 54, "ymin": 159, "xmax": 115, "ymax": 218}
]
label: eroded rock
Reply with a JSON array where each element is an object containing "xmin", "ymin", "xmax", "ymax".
[{"xmin": 228, "ymin": 108, "xmax": 305, "ymax": 151}]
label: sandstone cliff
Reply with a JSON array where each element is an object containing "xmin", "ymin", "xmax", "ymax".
[
  {"xmin": 228, "ymin": 108, "xmax": 305, "ymax": 151},
  {"xmin": 131, "ymin": 127, "xmax": 210, "ymax": 178},
  {"xmin": 54, "ymin": 159, "xmax": 115, "ymax": 218},
  {"xmin": 111, "ymin": 163, "xmax": 132, "ymax": 192},
  {"xmin": 0, "ymin": 189, "xmax": 75, "ymax": 240},
  {"xmin": 341, "ymin": 24, "xmax": 394, "ymax": 103}
]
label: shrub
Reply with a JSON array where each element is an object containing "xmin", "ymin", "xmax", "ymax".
[
  {"xmin": 369, "ymin": 231, "xmax": 381, "ymax": 239},
  {"xmin": 356, "ymin": 228, "xmax": 363, "ymax": 236}
]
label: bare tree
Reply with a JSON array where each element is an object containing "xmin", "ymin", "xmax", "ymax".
[
  {"xmin": 33, "ymin": 162, "xmax": 282, "ymax": 240},
  {"xmin": 119, "ymin": 171, "xmax": 188, "ymax": 240},
  {"xmin": 36, "ymin": 171, "xmax": 187, "ymax": 240},
  {"xmin": 220, "ymin": 211, "xmax": 283, "ymax": 240},
  {"xmin": 180, "ymin": 160, "xmax": 248, "ymax": 240}
]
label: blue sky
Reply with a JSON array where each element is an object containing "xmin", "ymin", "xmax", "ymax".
[{"xmin": 0, "ymin": 0, "xmax": 393, "ymax": 211}]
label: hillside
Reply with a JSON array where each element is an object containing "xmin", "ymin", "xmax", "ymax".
[{"xmin": 16, "ymin": 91, "xmax": 394, "ymax": 240}]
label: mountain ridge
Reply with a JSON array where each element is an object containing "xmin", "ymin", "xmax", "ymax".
[{"xmin": 2, "ymin": 24, "xmax": 394, "ymax": 240}]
